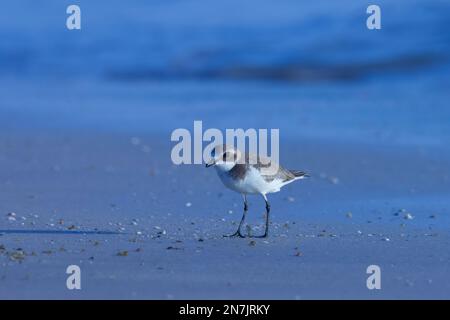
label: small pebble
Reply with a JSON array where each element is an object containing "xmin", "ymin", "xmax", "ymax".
[
  {"xmin": 404, "ymin": 213, "xmax": 414, "ymax": 220},
  {"xmin": 130, "ymin": 137, "xmax": 141, "ymax": 146},
  {"xmin": 141, "ymin": 146, "xmax": 151, "ymax": 153},
  {"xmin": 329, "ymin": 177, "xmax": 339, "ymax": 184}
]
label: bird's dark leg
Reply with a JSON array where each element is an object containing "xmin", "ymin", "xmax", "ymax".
[
  {"xmin": 254, "ymin": 194, "xmax": 270, "ymax": 238},
  {"xmin": 224, "ymin": 194, "xmax": 248, "ymax": 238},
  {"xmin": 263, "ymin": 198, "xmax": 270, "ymax": 237}
]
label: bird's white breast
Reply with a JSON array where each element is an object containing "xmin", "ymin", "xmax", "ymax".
[{"xmin": 216, "ymin": 166, "xmax": 283, "ymax": 195}]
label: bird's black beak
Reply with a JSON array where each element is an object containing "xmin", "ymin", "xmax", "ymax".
[{"xmin": 205, "ymin": 159, "xmax": 215, "ymax": 168}]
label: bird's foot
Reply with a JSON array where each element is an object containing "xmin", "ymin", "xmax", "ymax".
[
  {"xmin": 223, "ymin": 231, "xmax": 245, "ymax": 238},
  {"xmin": 251, "ymin": 233, "xmax": 268, "ymax": 239}
]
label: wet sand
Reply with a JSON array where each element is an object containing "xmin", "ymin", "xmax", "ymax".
[{"xmin": 1, "ymin": 132, "xmax": 449, "ymax": 299}]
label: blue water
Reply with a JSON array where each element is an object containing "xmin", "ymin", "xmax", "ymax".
[
  {"xmin": 1, "ymin": 0, "xmax": 449, "ymax": 79},
  {"xmin": 0, "ymin": 0, "xmax": 449, "ymax": 145}
]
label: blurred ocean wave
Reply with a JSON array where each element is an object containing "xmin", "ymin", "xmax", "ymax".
[
  {"xmin": 106, "ymin": 53, "xmax": 446, "ymax": 82},
  {"xmin": 0, "ymin": 0, "xmax": 449, "ymax": 82}
]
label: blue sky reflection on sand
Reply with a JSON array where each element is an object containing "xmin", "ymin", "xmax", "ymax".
[{"xmin": 0, "ymin": 0, "xmax": 449, "ymax": 299}]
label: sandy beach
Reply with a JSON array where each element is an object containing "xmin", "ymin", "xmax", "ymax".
[{"xmin": 1, "ymin": 119, "xmax": 449, "ymax": 299}]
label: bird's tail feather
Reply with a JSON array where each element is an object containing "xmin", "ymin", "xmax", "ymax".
[{"xmin": 290, "ymin": 170, "xmax": 309, "ymax": 179}]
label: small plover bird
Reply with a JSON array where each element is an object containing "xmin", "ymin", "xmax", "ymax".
[{"xmin": 206, "ymin": 144, "xmax": 308, "ymax": 238}]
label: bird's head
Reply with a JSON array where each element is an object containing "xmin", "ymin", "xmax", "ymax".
[{"xmin": 205, "ymin": 144, "xmax": 242, "ymax": 172}]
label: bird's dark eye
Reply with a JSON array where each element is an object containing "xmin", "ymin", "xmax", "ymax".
[{"xmin": 223, "ymin": 152, "xmax": 232, "ymax": 161}]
